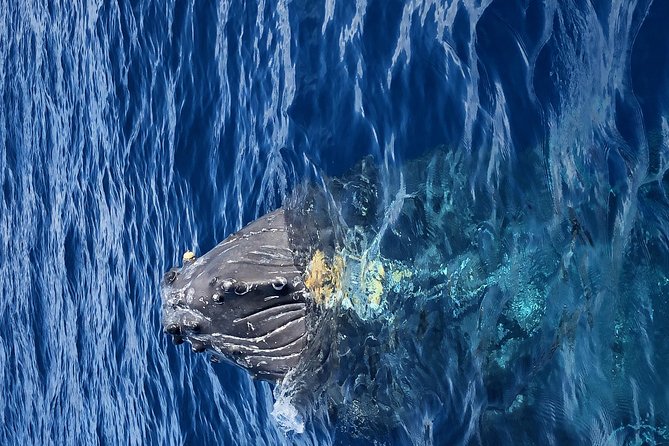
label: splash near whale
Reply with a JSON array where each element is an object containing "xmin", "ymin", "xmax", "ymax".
[{"xmin": 161, "ymin": 149, "xmax": 669, "ymax": 443}]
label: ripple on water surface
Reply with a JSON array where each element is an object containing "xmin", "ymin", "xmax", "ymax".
[{"xmin": 1, "ymin": 0, "xmax": 669, "ymax": 445}]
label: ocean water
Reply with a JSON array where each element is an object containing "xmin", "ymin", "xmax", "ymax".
[{"xmin": 1, "ymin": 0, "xmax": 669, "ymax": 445}]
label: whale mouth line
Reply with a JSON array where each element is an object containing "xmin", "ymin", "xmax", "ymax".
[
  {"xmin": 225, "ymin": 259, "xmax": 298, "ymax": 268},
  {"xmin": 233, "ymin": 302, "xmax": 306, "ymax": 325},
  {"xmin": 242, "ymin": 351, "xmax": 302, "ymax": 364},
  {"xmin": 218, "ymin": 333, "xmax": 307, "ymax": 356},
  {"xmin": 212, "ymin": 316, "xmax": 307, "ymax": 344}
]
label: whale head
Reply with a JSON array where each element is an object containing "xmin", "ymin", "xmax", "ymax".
[{"xmin": 160, "ymin": 209, "xmax": 310, "ymax": 380}]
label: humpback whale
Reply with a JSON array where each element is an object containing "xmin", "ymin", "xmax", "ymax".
[
  {"xmin": 160, "ymin": 147, "xmax": 669, "ymax": 446},
  {"xmin": 160, "ymin": 147, "xmax": 669, "ymax": 444},
  {"xmin": 160, "ymin": 150, "xmax": 527, "ymax": 382}
]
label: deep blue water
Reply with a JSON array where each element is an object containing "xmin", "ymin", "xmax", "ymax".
[{"xmin": 2, "ymin": 0, "xmax": 669, "ymax": 445}]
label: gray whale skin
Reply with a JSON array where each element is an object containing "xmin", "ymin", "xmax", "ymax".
[{"xmin": 161, "ymin": 208, "xmax": 312, "ymax": 381}]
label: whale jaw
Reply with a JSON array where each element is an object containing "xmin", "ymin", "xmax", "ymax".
[{"xmin": 160, "ymin": 208, "xmax": 310, "ymax": 380}]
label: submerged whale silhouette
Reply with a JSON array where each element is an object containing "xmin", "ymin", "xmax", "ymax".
[
  {"xmin": 160, "ymin": 147, "xmax": 666, "ymax": 412},
  {"xmin": 161, "ymin": 149, "xmax": 669, "ymax": 442},
  {"xmin": 160, "ymin": 149, "xmax": 537, "ymax": 382}
]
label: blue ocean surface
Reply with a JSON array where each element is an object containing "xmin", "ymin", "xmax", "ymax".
[{"xmin": 2, "ymin": 0, "xmax": 669, "ymax": 445}]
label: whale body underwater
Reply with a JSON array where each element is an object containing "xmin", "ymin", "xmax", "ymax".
[{"xmin": 160, "ymin": 149, "xmax": 669, "ymax": 440}]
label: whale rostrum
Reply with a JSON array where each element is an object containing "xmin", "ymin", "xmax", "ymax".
[{"xmin": 161, "ymin": 208, "xmax": 315, "ymax": 380}]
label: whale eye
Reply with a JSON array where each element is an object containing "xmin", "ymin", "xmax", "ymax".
[
  {"xmin": 235, "ymin": 282, "xmax": 249, "ymax": 295},
  {"xmin": 271, "ymin": 276, "xmax": 287, "ymax": 291},
  {"xmin": 209, "ymin": 276, "xmax": 219, "ymax": 287}
]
